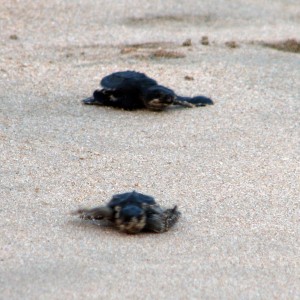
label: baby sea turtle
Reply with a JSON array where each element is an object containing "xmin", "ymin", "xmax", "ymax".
[
  {"xmin": 72, "ymin": 191, "xmax": 181, "ymax": 234},
  {"xmin": 82, "ymin": 70, "xmax": 213, "ymax": 111}
]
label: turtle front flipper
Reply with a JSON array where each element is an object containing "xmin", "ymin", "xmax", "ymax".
[
  {"xmin": 174, "ymin": 95, "xmax": 214, "ymax": 107},
  {"xmin": 145, "ymin": 205, "xmax": 181, "ymax": 233},
  {"xmin": 72, "ymin": 206, "xmax": 113, "ymax": 220},
  {"xmin": 163, "ymin": 206, "xmax": 181, "ymax": 231}
]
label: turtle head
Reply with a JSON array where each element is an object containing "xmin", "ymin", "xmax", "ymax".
[
  {"xmin": 116, "ymin": 205, "xmax": 146, "ymax": 234},
  {"xmin": 144, "ymin": 86, "xmax": 175, "ymax": 111},
  {"xmin": 82, "ymin": 89, "xmax": 108, "ymax": 105}
]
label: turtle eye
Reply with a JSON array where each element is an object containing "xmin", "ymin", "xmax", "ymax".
[{"xmin": 161, "ymin": 95, "xmax": 173, "ymax": 103}]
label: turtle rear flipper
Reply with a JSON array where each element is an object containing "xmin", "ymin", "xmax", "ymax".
[
  {"xmin": 72, "ymin": 206, "xmax": 113, "ymax": 220},
  {"xmin": 174, "ymin": 95, "xmax": 213, "ymax": 107}
]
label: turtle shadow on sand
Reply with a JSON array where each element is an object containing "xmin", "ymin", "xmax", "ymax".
[{"xmin": 82, "ymin": 71, "xmax": 213, "ymax": 111}]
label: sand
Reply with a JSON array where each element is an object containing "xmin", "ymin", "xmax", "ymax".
[{"xmin": 1, "ymin": 0, "xmax": 299, "ymax": 299}]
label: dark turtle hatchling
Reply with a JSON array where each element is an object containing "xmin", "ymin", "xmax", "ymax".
[
  {"xmin": 72, "ymin": 191, "xmax": 181, "ymax": 234},
  {"xmin": 82, "ymin": 70, "xmax": 213, "ymax": 111}
]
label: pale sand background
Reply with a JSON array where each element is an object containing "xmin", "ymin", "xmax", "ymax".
[{"xmin": 1, "ymin": 1, "xmax": 299, "ymax": 299}]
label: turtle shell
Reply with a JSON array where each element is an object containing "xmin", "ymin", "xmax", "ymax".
[
  {"xmin": 100, "ymin": 71, "xmax": 157, "ymax": 92},
  {"xmin": 108, "ymin": 191, "xmax": 156, "ymax": 209}
]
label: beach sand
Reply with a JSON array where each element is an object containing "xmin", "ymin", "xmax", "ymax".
[{"xmin": 1, "ymin": 1, "xmax": 299, "ymax": 298}]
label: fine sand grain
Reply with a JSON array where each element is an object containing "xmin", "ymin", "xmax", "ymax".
[{"xmin": 1, "ymin": 1, "xmax": 299, "ymax": 299}]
